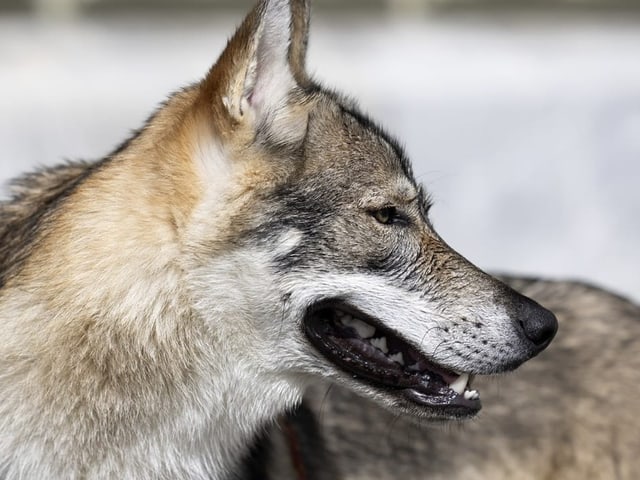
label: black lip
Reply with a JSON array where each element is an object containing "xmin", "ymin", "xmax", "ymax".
[{"xmin": 303, "ymin": 300, "xmax": 481, "ymax": 418}]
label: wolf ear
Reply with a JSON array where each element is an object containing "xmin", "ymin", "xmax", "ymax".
[{"xmin": 203, "ymin": 0, "xmax": 311, "ymax": 132}]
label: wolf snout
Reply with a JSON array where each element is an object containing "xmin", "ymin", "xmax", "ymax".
[{"xmin": 512, "ymin": 293, "xmax": 558, "ymax": 352}]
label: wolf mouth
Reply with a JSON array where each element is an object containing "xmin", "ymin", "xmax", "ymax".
[{"xmin": 304, "ymin": 301, "xmax": 481, "ymax": 418}]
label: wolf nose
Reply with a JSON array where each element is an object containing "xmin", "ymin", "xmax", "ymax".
[{"xmin": 516, "ymin": 296, "xmax": 558, "ymax": 349}]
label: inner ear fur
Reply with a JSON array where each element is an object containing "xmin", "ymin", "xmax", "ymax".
[{"xmin": 199, "ymin": 0, "xmax": 311, "ymax": 132}]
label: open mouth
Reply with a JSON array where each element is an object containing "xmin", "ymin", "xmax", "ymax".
[{"xmin": 304, "ymin": 301, "xmax": 481, "ymax": 418}]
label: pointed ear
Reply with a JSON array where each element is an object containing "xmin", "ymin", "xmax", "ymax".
[{"xmin": 202, "ymin": 0, "xmax": 311, "ymax": 133}]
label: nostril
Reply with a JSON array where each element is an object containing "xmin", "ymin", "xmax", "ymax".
[
  {"xmin": 504, "ymin": 286, "xmax": 559, "ymax": 350},
  {"xmin": 519, "ymin": 301, "xmax": 558, "ymax": 348}
]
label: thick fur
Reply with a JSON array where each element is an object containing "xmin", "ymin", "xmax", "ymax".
[
  {"xmin": 260, "ymin": 279, "xmax": 640, "ymax": 479},
  {"xmin": 1, "ymin": 1, "xmax": 558, "ymax": 478}
]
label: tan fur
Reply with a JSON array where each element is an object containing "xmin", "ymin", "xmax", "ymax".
[{"xmin": 0, "ymin": 2, "xmax": 313, "ymax": 477}]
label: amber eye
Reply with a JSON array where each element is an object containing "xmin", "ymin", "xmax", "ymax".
[{"xmin": 372, "ymin": 206, "xmax": 399, "ymax": 225}]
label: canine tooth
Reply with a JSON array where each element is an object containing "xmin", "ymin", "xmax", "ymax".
[
  {"xmin": 388, "ymin": 352, "xmax": 405, "ymax": 365},
  {"xmin": 370, "ymin": 337, "xmax": 389, "ymax": 353},
  {"xmin": 449, "ymin": 373, "xmax": 470, "ymax": 395},
  {"xmin": 342, "ymin": 316, "xmax": 376, "ymax": 338},
  {"xmin": 464, "ymin": 390, "xmax": 480, "ymax": 401}
]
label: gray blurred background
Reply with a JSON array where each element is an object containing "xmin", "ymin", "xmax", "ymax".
[{"xmin": 1, "ymin": 0, "xmax": 639, "ymax": 301}]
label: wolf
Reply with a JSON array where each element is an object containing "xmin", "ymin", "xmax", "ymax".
[
  {"xmin": 255, "ymin": 279, "xmax": 640, "ymax": 480},
  {"xmin": 0, "ymin": 1, "xmax": 558, "ymax": 478}
]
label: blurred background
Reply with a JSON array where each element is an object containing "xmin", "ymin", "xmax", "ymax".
[{"xmin": 1, "ymin": 0, "xmax": 639, "ymax": 301}]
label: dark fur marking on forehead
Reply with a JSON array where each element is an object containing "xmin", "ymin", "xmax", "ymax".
[
  {"xmin": 319, "ymin": 87, "xmax": 435, "ymax": 221},
  {"xmin": 321, "ymin": 88, "xmax": 415, "ymax": 182}
]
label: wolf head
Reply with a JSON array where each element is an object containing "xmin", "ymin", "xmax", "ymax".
[{"xmin": 165, "ymin": 0, "xmax": 559, "ymax": 421}]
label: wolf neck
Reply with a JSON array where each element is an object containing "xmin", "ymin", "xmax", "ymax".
[{"xmin": 0, "ymin": 151, "xmax": 301, "ymax": 479}]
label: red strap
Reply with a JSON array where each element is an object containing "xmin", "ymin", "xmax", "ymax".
[{"xmin": 282, "ymin": 419, "xmax": 308, "ymax": 480}]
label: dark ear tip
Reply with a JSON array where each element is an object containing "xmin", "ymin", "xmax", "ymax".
[{"xmin": 286, "ymin": 0, "xmax": 312, "ymax": 85}]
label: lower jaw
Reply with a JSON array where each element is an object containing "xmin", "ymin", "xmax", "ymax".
[
  {"xmin": 401, "ymin": 388, "xmax": 481, "ymax": 419},
  {"xmin": 343, "ymin": 372, "xmax": 482, "ymax": 420}
]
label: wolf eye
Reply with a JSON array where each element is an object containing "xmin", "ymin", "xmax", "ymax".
[{"xmin": 371, "ymin": 207, "xmax": 404, "ymax": 225}]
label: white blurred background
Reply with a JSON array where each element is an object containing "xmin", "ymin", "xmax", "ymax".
[{"xmin": 1, "ymin": 0, "xmax": 639, "ymax": 301}]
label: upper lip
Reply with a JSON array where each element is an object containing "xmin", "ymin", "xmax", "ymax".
[{"xmin": 303, "ymin": 300, "xmax": 482, "ymax": 416}]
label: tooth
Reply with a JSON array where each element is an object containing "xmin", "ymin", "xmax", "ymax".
[
  {"xmin": 342, "ymin": 317, "xmax": 376, "ymax": 338},
  {"xmin": 388, "ymin": 352, "xmax": 405, "ymax": 365},
  {"xmin": 464, "ymin": 390, "xmax": 480, "ymax": 400},
  {"xmin": 370, "ymin": 337, "xmax": 389, "ymax": 353},
  {"xmin": 354, "ymin": 321, "xmax": 375, "ymax": 339},
  {"xmin": 449, "ymin": 373, "xmax": 470, "ymax": 395}
]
